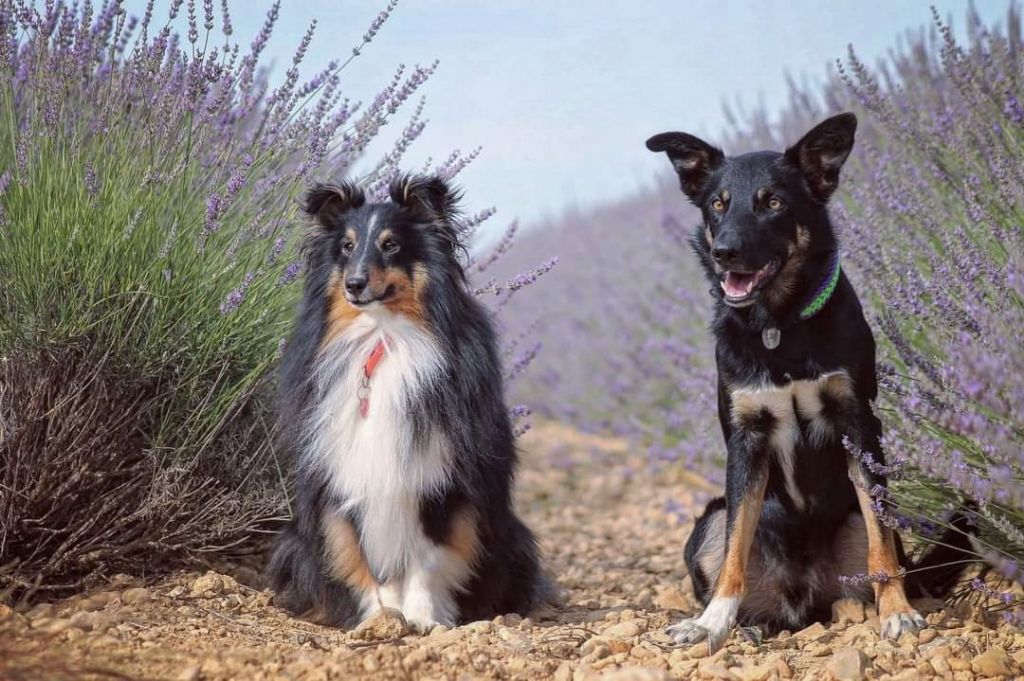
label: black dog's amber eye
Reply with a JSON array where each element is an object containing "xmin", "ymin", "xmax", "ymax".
[
  {"xmin": 767, "ymin": 197, "xmax": 784, "ymax": 211},
  {"xmin": 381, "ymin": 239, "xmax": 399, "ymax": 254},
  {"xmin": 710, "ymin": 198, "xmax": 725, "ymax": 213},
  {"xmin": 342, "ymin": 241, "xmax": 355, "ymax": 255}
]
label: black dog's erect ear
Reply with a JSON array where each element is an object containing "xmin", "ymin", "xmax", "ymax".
[
  {"xmin": 645, "ymin": 132, "xmax": 725, "ymax": 200},
  {"xmin": 389, "ymin": 174, "xmax": 463, "ymax": 222},
  {"xmin": 303, "ymin": 182, "xmax": 366, "ymax": 229},
  {"xmin": 783, "ymin": 112, "xmax": 857, "ymax": 202}
]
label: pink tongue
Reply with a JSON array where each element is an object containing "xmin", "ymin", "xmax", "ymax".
[{"xmin": 723, "ymin": 272, "xmax": 755, "ymax": 298}]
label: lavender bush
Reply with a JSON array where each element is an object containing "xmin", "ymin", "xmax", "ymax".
[
  {"xmin": 503, "ymin": 4, "xmax": 1024, "ymax": 612},
  {"xmin": 0, "ymin": 0, "xmax": 543, "ymax": 601}
]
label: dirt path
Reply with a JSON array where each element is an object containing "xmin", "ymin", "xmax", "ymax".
[{"xmin": 3, "ymin": 422, "xmax": 1022, "ymax": 680}]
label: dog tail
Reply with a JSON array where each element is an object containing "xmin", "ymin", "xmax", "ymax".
[{"xmin": 905, "ymin": 511, "xmax": 978, "ymax": 599}]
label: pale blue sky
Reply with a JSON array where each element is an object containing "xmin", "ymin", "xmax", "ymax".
[{"xmin": 126, "ymin": 1, "xmax": 1007, "ymax": 228}]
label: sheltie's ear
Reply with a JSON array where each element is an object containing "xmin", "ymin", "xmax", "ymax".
[
  {"xmin": 390, "ymin": 174, "xmax": 463, "ymax": 224},
  {"xmin": 304, "ymin": 182, "xmax": 365, "ymax": 230}
]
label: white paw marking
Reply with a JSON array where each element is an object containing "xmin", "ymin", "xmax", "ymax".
[
  {"xmin": 666, "ymin": 596, "xmax": 738, "ymax": 652},
  {"xmin": 880, "ymin": 610, "xmax": 926, "ymax": 640}
]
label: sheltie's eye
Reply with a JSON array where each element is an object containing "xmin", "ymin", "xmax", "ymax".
[
  {"xmin": 767, "ymin": 196, "xmax": 785, "ymax": 211},
  {"xmin": 342, "ymin": 241, "xmax": 355, "ymax": 255},
  {"xmin": 381, "ymin": 239, "xmax": 399, "ymax": 255},
  {"xmin": 710, "ymin": 197, "xmax": 725, "ymax": 213}
]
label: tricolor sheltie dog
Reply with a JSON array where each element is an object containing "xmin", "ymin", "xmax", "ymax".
[
  {"xmin": 268, "ymin": 174, "xmax": 543, "ymax": 630},
  {"xmin": 646, "ymin": 114, "xmax": 973, "ymax": 651}
]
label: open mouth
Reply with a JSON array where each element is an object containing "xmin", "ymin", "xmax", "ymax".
[
  {"xmin": 347, "ymin": 284, "xmax": 396, "ymax": 307},
  {"xmin": 720, "ymin": 259, "xmax": 780, "ymax": 305}
]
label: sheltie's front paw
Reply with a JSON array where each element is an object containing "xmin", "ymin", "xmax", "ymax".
[
  {"xmin": 402, "ymin": 591, "xmax": 455, "ymax": 634},
  {"xmin": 880, "ymin": 610, "xmax": 926, "ymax": 640}
]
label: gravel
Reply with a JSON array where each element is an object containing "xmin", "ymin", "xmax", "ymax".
[{"xmin": 1, "ymin": 421, "xmax": 1021, "ymax": 680}]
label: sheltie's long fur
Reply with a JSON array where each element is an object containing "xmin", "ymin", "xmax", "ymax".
[{"xmin": 267, "ymin": 174, "xmax": 542, "ymax": 630}]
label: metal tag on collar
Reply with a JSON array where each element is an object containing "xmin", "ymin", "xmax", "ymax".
[{"xmin": 762, "ymin": 327, "xmax": 781, "ymax": 350}]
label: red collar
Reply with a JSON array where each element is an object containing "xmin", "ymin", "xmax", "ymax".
[{"xmin": 357, "ymin": 338, "xmax": 389, "ymax": 418}]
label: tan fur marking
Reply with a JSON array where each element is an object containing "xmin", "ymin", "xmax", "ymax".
[
  {"xmin": 764, "ymin": 224, "xmax": 811, "ymax": 307},
  {"xmin": 322, "ymin": 513, "xmax": 376, "ymax": 593},
  {"xmin": 321, "ymin": 270, "xmax": 362, "ymax": 349},
  {"xmin": 447, "ymin": 506, "xmax": 480, "ymax": 567},
  {"xmin": 730, "ymin": 388, "xmax": 790, "ymax": 425},
  {"xmin": 705, "ymin": 225, "xmax": 713, "ymax": 247},
  {"xmin": 820, "ymin": 372, "xmax": 855, "ymax": 402},
  {"xmin": 345, "ymin": 227, "xmax": 357, "ymax": 243},
  {"xmin": 850, "ymin": 466, "xmax": 916, "ymax": 619},
  {"xmin": 376, "ymin": 229, "xmax": 394, "ymax": 246},
  {"xmin": 720, "ymin": 188, "xmax": 730, "ymax": 202},
  {"xmin": 714, "ymin": 475, "xmax": 767, "ymax": 599},
  {"xmin": 382, "ymin": 263, "xmax": 428, "ymax": 323}
]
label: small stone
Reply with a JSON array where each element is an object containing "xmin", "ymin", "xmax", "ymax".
[
  {"xmin": 429, "ymin": 624, "xmax": 450, "ymax": 636},
  {"xmin": 971, "ymin": 648, "xmax": 1013, "ymax": 677},
  {"xmin": 507, "ymin": 657, "xmax": 528, "ymax": 673},
  {"xmin": 25, "ymin": 603, "xmax": 54, "ymax": 619},
  {"xmin": 466, "ymin": 620, "xmax": 493, "ymax": 634},
  {"xmin": 733, "ymin": 661, "xmax": 773, "ymax": 681},
  {"xmin": 832, "ymin": 598, "xmax": 867, "ymax": 624},
  {"xmin": 890, "ymin": 669, "xmax": 920, "ymax": 681},
  {"xmin": 601, "ymin": 668, "xmax": 672, "ymax": 681},
  {"xmin": 76, "ymin": 596, "xmax": 107, "ymax": 612},
  {"xmin": 122, "ymin": 588, "xmax": 152, "ymax": 605},
  {"xmin": 630, "ymin": 644, "xmax": 656, "ymax": 660},
  {"xmin": 917, "ymin": 628, "xmax": 937, "ymax": 644},
  {"xmin": 176, "ymin": 666, "xmax": 200, "ymax": 681},
  {"xmin": 706, "ymin": 648, "xmax": 734, "ymax": 667},
  {"xmin": 190, "ymin": 573, "xmax": 224, "ymax": 597},
  {"xmin": 697, "ymin": 663, "xmax": 739, "ymax": 680},
  {"xmin": 947, "ymin": 657, "xmax": 971, "ymax": 672},
  {"xmin": 353, "ymin": 608, "xmax": 408, "ymax": 641},
  {"xmin": 603, "ymin": 620, "xmax": 644, "ymax": 638},
  {"xmin": 842, "ymin": 623, "xmax": 876, "ymax": 644},
  {"xmin": 504, "ymin": 613, "xmax": 523, "ymax": 627},
  {"xmin": 655, "ymin": 586, "xmax": 690, "ymax": 611},
  {"xmin": 771, "ymin": 657, "xmax": 794, "ymax": 679},
  {"xmin": 554, "ymin": 662, "xmax": 572, "ymax": 681},
  {"xmin": 497, "ymin": 627, "xmax": 530, "ymax": 649},
  {"xmin": 0, "ymin": 603, "xmax": 13, "ymax": 620},
  {"xmin": 795, "ymin": 621, "xmax": 828, "ymax": 640},
  {"xmin": 827, "ymin": 647, "xmax": 870, "ymax": 681}
]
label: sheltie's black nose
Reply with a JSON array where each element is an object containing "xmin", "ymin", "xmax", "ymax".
[{"xmin": 345, "ymin": 275, "xmax": 368, "ymax": 295}]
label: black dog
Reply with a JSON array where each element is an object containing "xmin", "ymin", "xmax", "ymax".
[
  {"xmin": 267, "ymin": 175, "xmax": 543, "ymax": 630},
  {"xmin": 647, "ymin": 114, "xmax": 971, "ymax": 651}
]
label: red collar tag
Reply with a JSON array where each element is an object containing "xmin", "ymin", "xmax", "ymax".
[{"xmin": 358, "ymin": 338, "xmax": 389, "ymax": 418}]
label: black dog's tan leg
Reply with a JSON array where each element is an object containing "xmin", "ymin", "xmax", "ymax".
[
  {"xmin": 846, "ymin": 411, "xmax": 924, "ymax": 639},
  {"xmin": 669, "ymin": 429, "xmax": 768, "ymax": 652},
  {"xmin": 848, "ymin": 464, "xmax": 925, "ymax": 638}
]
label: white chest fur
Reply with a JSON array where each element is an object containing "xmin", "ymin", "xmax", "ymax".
[
  {"xmin": 306, "ymin": 308, "xmax": 450, "ymax": 580},
  {"xmin": 729, "ymin": 371, "xmax": 855, "ymax": 509}
]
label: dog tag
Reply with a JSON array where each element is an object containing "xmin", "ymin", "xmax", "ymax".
[{"xmin": 762, "ymin": 327, "xmax": 781, "ymax": 350}]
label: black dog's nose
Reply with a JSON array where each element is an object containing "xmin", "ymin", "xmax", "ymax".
[
  {"xmin": 345, "ymin": 276, "xmax": 367, "ymax": 295},
  {"xmin": 712, "ymin": 246, "xmax": 740, "ymax": 267}
]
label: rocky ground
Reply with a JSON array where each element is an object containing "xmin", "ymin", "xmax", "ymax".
[{"xmin": 2, "ymin": 421, "xmax": 1022, "ymax": 681}]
